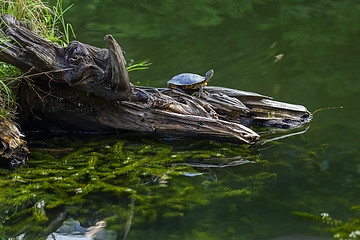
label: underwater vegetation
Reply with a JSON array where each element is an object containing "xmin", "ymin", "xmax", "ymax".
[
  {"xmin": 294, "ymin": 209, "xmax": 360, "ymax": 240},
  {"xmin": 0, "ymin": 129, "xmax": 359, "ymax": 239},
  {"xmin": 0, "ymin": 134, "xmax": 268, "ymax": 239}
]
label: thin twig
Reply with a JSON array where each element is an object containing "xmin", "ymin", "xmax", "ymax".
[
  {"xmin": 260, "ymin": 126, "xmax": 310, "ymax": 145},
  {"xmin": 3, "ymin": 67, "xmax": 73, "ymax": 81}
]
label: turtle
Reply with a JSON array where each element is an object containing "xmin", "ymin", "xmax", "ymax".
[{"xmin": 167, "ymin": 69, "xmax": 214, "ymax": 97}]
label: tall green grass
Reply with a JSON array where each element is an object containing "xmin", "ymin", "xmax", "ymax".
[
  {"xmin": 127, "ymin": 59, "xmax": 152, "ymax": 72},
  {"xmin": 0, "ymin": 0, "xmax": 75, "ymax": 119},
  {"xmin": 0, "ymin": 0, "xmax": 76, "ymax": 46},
  {"xmin": 0, "ymin": 0, "xmax": 50, "ymax": 35},
  {"xmin": 0, "ymin": 63, "xmax": 21, "ymax": 119}
]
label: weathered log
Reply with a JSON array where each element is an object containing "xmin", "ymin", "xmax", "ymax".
[
  {"xmin": 0, "ymin": 14, "xmax": 312, "ymax": 155},
  {"xmin": 16, "ymin": 82, "xmax": 259, "ymax": 144}
]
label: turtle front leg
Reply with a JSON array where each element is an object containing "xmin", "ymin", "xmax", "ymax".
[{"xmin": 194, "ymin": 85, "xmax": 204, "ymax": 97}]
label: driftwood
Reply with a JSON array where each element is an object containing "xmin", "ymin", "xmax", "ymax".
[
  {"xmin": 0, "ymin": 15, "xmax": 312, "ymax": 164},
  {"xmin": 0, "ymin": 118, "xmax": 28, "ymax": 166}
]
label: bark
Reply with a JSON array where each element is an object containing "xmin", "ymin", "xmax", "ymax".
[
  {"xmin": 0, "ymin": 14, "xmax": 312, "ymax": 163},
  {"xmin": 0, "ymin": 118, "xmax": 28, "ymax": 167}
]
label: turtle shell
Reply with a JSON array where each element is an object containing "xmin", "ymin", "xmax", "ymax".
[
  {"xmin": 167, "ymin": 69, "xmax": 214, "ymax": 90},
  {"xmin": 168, "ymin": 73, "xmax": 205, "ymax": 86}
]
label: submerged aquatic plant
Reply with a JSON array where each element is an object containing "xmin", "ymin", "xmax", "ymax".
[
  {"xmin": 294, "ymin": 210, "xmax": 360, "ymax": 240},
  {"xmin": 0, "ymin": 135, "xmax": 263, "ymax": 238}
]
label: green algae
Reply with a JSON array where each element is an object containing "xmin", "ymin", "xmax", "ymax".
[
  {"xmin": 0, "ymin": 134, "xmax": 263, "ymax": 238},
  {"xmin": 292, "ymin": 211, "xmax": 360, "ymax": 240},
  {"xmin": 1, "ymin": 128, "xmax": 358, "ymax": 239}
]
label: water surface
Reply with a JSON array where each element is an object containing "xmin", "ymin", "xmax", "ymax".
[{"xmin": 1, "ymin": 1, "xmax": 360, "ymax": 239}]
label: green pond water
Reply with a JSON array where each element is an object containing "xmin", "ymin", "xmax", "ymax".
[{"xmin": 1, "ymin": 0, "xmax": 360, "ymax": 239}]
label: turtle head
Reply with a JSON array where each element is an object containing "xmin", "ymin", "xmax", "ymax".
[{"xmin": 205, "ymin": 69, "xmax": 214, "ymax": 81}]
